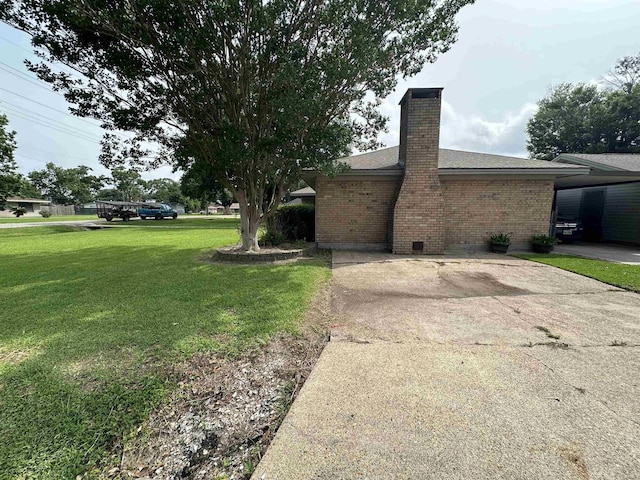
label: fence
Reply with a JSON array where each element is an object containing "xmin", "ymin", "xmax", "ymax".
[{"xmin": 40, "ymin": 205, "xmax": 75, "ymax": 216}]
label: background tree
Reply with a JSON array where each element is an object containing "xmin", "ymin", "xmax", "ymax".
[
  {"xmin": 0, "ymin": 109, "xmax": 19, "ymax": 210},
  {"xmin": 142, "ymin": 178, "xmax": 184, "ymax": 204},
  {"xmin": 526, "ymin": 84, "xmax": 605, "ymax": 160},
  {"xmin": 3, "ymin": 0, "xmax": 473, "ymax": 250},
  {"xmin": 180, "ymin": 159, "xmax": 231, "ymax": 212},
  {"xmin": 109, "ymin": 167, "xmax": 145, "ymax": 202},
  {"xmin": 28, "ymin": 163, "xmax": 105, "ymax": 204},
  {"xmin": 16, "ymin": 176, "xmax": 42, "ymax": 198},
  {"xmin": 527, "ymin": 54, "xmax": 640, "ymax": 160},
  {"xmin": 605, "ymin": 52, "xmax": 640, "ymax": 93}
]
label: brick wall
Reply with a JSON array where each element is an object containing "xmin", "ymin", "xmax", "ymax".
[
  {"xmin": 315, "ymin": 176, "xmax": 399, "ymax": 249},
  {"xmin": 393, "ymin": 89, "xmax": 445, "ymax": 254},
  {"xmin": 441, "ymin": 178, "xmax": 555, "ymax": 247}
]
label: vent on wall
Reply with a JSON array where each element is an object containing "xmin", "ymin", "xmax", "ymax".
[{"xmin": 412, "ymin": 241, "xmax": 424, "ymax": 252}]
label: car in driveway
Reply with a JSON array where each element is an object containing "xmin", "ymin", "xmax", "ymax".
[
  {"xmin": 139, "ymin": 203, "xmax": 178, "ymax": 220},
  {"xmin": 555, "ymin": 217, "xmax": 583, "ymax": 243}
]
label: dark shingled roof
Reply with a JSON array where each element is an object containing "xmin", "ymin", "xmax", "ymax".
[
  {"xmin": 336, "ymin": 146, "xmax": 582, "ymax": 171},
  {"xmin": 553, "ymin": 153, "xmax": 640, "ymax": 172},
  {"xmin": 338, "ymin": 146, "xmax": 401, "ymax": 170}
]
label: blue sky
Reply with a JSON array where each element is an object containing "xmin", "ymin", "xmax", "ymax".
[{"xmin": 1, "ymin": 0, "xmax": 639, "ymax": 180}]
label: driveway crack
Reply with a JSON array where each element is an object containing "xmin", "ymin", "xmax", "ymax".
[{"xmin": 519, "ymin": 349, "xmax": 640, "ymax": 428}]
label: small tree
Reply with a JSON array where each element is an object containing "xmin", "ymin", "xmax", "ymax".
[
  {"xmin": 4, "ymin": 0, "xmax": 474, "ymax": 250},
  {"xmin": 0, "ymin": 108, "xmax": 19, "ymax": 210},
  {"xmin": 11, "ymin": 206, "xmax": 27, "ymax": 217}
]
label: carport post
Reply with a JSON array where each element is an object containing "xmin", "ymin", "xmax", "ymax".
[{"xmin": 549, "ymin": 189, "xmax": 558, "ymax": 236}]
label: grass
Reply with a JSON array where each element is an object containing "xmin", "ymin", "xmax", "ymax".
[
  {"xmin": 0, "ymin": 214, "xmax": 98, "ymax": 223},
  {"xmin": 0, "ymin": 219, "xmax": 329, "ymax": 479},
  {"xmin": 515, "ymin": 253, "xmax": 640, "ymax": 292}
]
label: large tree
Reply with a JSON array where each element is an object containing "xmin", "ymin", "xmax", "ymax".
[
  {"xmin": 527, "ymin": 54, "xmax": 640, "ymax": 160},
  {"xmin": 142, "ymin": 178, "xmax": 184, "ymax": 204},
  {"xmin": 0, "ymin": 109, "xmax": 19, "ymax": 210},
  {"xmin": 28, "ymin": 162, "xmax": 106, "ymax": 204},
  {"xmin": 3, "ymin": 0, "xmax": 473, "ymax": 250},
  {"xmin": 109, "ymin": 167, "xmax": 145, "ymax": 201}
]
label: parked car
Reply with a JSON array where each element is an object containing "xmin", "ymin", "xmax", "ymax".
[
  {"xmin": 139, "ymin": 203, "xmax": 178, "ymax": 220},
  {"xmin": 555, "ymin": 217, "xmax": 583, "ymax": 243}
]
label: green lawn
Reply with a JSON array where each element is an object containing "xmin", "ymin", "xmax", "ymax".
[
  {"xmin": 0, "ymin": 214, "xmax": 98, "ymax": 223},
  {"xmin": 515, "ymin": 253, "xmax": 640, "ymax": 292},
  {"xmin": 0, "ymin": 220, "xmax": 329, "ymax": 479}
]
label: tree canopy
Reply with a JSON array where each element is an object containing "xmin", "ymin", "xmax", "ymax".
[
  {"xmin": 0, "ymin": 109, "xmax": 19, "ymax": 210},
  {"xmin": 28, "ymin": 162, "xmax": 106, "ymax": 204},
  {"xmin": 3, "ymin": 0, "xmax": 473, "ymax": 249},
  {"xmin": 527, "ymin": 54, "xmax": 640, "ymax": 160}
]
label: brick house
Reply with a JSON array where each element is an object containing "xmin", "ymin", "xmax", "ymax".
[{"xmin": 304, "ymin": 88, "xmax": 589, "ymax": 253}]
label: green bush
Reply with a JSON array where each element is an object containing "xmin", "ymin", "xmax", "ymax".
[
  {"xmin": 261, "ymin": 204, "xmax": 315, "ymax": 246},
  {"xmin": 531, "ymin": 234, "xmax": 557, "ymax": 246},
  {"xmin": 39, "ymin": 210, "xmax": 52, "ymax": 218},
  {"xmin": 489, "ymin": 232, "xmax": 512, "ymax": 245}
]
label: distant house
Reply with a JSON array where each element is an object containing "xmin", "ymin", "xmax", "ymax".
[
  {"xmin": 288, "ymin": 186, "xmax": 316, "ymax": 205},
  {"xmin": 0, "ymin": 197, "xmax": 51, "ymax": 218},
  {"xmin": 553, "ymin": 153, "xmax": 640, "ymax": 244}
]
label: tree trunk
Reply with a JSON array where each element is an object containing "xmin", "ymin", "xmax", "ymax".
[{"xmin": 237, "ymin": 191, "xmax": 262, "ymax": 252}]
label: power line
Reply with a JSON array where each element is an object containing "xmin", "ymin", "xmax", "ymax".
[
  {"xmin": 14, "ymin": 152, "xmax": 49, "ymax": 165},
  {"xmin": 3, "ymin": 108, "xmax": 103, "ymax": 144},
  {"xmin": 0, "ymin": 34, "xmax": 34, "ymax": 54},
  {"xmin": 0, "ymin": 83, "xmax": 137, "ymax": 141},
  {"xmin": 2, "ymin": 103, "xmax": 103, "ymax": 142},
  {"xmin": 0, "ymin": 33, "xmax": 79, "ymax": 75},
  {"xmin": 19, "ymin": 146, "xmax": 96, "ymax": 162},
  {"xmin": 0, "ymin": 86, "xmax": 102, "ymax": 127},
  {"xmin": 0, "ymin": 62, "xmax": 65, "ymax": 96},
  {"xmin": 2, "ymin": 100, "xmax": 103, "ymax": 137}
]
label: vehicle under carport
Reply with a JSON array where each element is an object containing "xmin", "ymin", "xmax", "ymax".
[{"xmin": 552, "ymin": 154, "xmax": 640, "ymax": 245}]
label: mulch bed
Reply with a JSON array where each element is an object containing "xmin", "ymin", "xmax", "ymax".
[
  {"xmin": 106, "ymin": 281, "xmax": 333, "ymax": 480},
  {"xmin": 207, "ymin": 243, "xmax": 317, "ymax": 263}
]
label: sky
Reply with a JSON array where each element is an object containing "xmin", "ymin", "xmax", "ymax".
[{"xmin": 1, "ymin": 0, "xmax": 639, "ymax": 181}]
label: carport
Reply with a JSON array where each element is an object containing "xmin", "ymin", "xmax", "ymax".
[{"xmin": 552, "ymin": 154, "xmax": 640, "ymax": 245}]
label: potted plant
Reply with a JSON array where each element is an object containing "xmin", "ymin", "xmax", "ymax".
[
  {"xmin": 531, "ymin": 234, "xmax": 557, "ymax": 253},
  {"xmin": 489, "ymin": 232, "xmax": 511, "ymax": 253}
]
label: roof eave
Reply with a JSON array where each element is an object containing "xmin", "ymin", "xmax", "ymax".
[
  {"xmin": 552, "ymin": 154, "xmax": 626, "ymax": 172},
  {"xmin": 438, "ymin": 167, "xmax": 591, "ymax": 177},
  {"xmin": 305, "ymin": 169, "xmax": 403, "ymax": 177}
]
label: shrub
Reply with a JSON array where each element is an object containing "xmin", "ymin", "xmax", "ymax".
[
  {"xmin": 39, "ymin": 210, "xmax": 52, "ymax": 218},
  {"xmin": 261, "ymin": 204, "xmax": 315, "ymax": 246},
  {"xmin": 531, "ymin": 234, "xmax": 557, "ymax": 246},
  {"xmin": 489, "ymin": 232, "xmax": 511, "ymax": 245}
]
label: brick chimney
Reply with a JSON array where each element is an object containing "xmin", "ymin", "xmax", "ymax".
[{"xmin": 392, "ymin": 88, "xmax": 445, "ymax": 254}]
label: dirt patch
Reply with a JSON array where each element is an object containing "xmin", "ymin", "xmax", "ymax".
[
  {"xmin": 0, "ymin": 347, "xmax": 40, "ymax": 367},
  {"xmin": 108, "ymin": 283, "xmax": 333, "ymax": 480},
  {"xmin": 437, "ymin": 271, "xmax": 529, "ymax": 297},
  {"xmin": 559, "ymin": 444, "xmax": 590, "ymax": 480}
]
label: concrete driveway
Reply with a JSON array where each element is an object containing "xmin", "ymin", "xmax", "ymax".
[
  {"xmin": 253, "ymin": 252, "xmax": 640, "ymax": 480},
  {"xmin": 554, "ymin": 242, "xmax": 640, "ymax": 265}
]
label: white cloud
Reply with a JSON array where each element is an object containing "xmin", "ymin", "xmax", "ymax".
[
  {"xmin": 439, "ymin": 100, "xmax": 538, "ymax": 157},
  {"xmin": 376, "ymin": 97, "xmax": 538, "ymax": 158}
]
